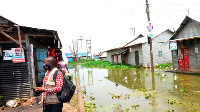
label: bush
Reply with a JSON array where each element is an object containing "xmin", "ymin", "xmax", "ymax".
[{"xmin": 0, "ymin": 96, "xmax": 4, "ymax": 107}]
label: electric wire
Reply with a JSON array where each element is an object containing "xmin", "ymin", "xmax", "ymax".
[{"xmin": 150, "ymin": 6, "xmax": 179, "ymax": 25}]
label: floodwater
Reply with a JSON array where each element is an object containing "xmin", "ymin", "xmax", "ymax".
[{"xmin": 69, "ymin": 65, "xmax": 200, "ymax": 112}]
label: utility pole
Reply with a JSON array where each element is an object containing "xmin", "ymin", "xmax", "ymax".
[
  {"xmin": 76, "ymin": 39, "xmax": 78, "ymax": 61},
  {"xmin": 78, "ymin": 36, "xmax": 84, "ymax": 61},
  {"xmin": 86, "ymin": 38, "xmax": 91, "ymax": 61},
  {"xmin": 146, "ymin": 0, "xmax": 154, "ymax": 73},
  {"xmin": 130, "ymin": 27, "xmax": 135, "ymax": 36},
  {"xmin": 90, "ymin": 38, "xmax": 92, "ymax": 60},
  {"xmin": 86, "ymin": 38, "xmax": 88, "ymax": 61}
]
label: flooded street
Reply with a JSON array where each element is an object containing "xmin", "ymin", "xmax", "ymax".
[{"xmin": 71, "ymin": 65, "xmax": 200, "ymax": 112}]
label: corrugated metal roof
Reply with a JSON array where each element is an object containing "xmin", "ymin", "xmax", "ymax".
[
  {"xmin": 159, "ymin": 35, "xmax": 200, "ymax": 43},
  {"xmin": 124, "ymin": 36, "xmax": 146, "ymax": 47},
  {"xmin": 105, "ymin": 34, "xmax": 146, "ymax": 52},
  {"xmin": 105, "ymin": 42, "xmax": 143, "ymax": 52},
  {"xmin": 152, "ymin": 29, "xmax": 174, "ymax": 40},
  {"xmin": 123, "ymin": 34, "xmax": 144, "ymax": 47},
  {"xmin": 112, "ymin": 49, "xmax": 129, "ymax": 55},
  {"xmin": 170, "ymin": 16, "xmax": 200, "ymax": 40},
  {"xmin": 170, "ymin": 35, "xmax": 200, "ymax": 42}
]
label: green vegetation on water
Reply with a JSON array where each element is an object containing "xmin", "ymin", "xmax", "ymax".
[
  {"xmin": 68, "ymin": 60, "xmax": 172, "ymax": 69},
  {"xmin": 81, "ymin": 60, "xmax": 141, "ymax": 69},
  {"xmin": 68, "ymin": 59, "xmax": 89, "ymax": 65},
  {"xmin": 157, "ymin": 62, "xmax": 173, "ymax": 68}
]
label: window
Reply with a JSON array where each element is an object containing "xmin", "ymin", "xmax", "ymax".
[{"xmin": 158, "ymin": 51, "xmax": 162, "ymax": 57}]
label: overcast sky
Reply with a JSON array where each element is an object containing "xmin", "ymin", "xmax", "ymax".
[{"xmin": 0, "ymin": 0, "xmax": 200, "ymax": 54}]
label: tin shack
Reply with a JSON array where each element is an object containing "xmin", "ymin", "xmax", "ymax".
[
  {"xmin": 170, "ymin": 16, "xmax": 200, "ymax": 72},
  {"xmin": 0, "ymin": 16, "xmax": 62, "ymax": 99}
]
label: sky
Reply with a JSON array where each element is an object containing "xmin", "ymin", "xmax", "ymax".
[{"xmin": 0, "ymin": 0, "xmax": 200, "ymax": 54}]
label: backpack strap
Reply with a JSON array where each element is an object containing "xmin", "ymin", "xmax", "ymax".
[
  {"xmin": 53, "ymin": 69, "xmax": 60, "ymax": 83},
  {"xmin": 53, "ymin": 69, "xmax": 65, "ymax": 83}
]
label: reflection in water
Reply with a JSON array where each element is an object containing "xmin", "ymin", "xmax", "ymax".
[
  {"xmin": 74, "ymin": 65, "xmax": 200, "ymax": 111},
  {"xmin": 106, "ymin": 69, "xmax": 146, "ymax": 90},
  {"xmin": 87, "ymin": 68, "xmax": 93, "ymax": 86},
  {"xmin": 151, "ymin": 70, "xmax": 155, "ymax": 90}
]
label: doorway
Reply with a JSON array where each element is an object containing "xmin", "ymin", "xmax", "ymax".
[
  {"xmin": 178, "ymin": 48, "xmax": 189, "ymax": 71},
  {"xmin": 135, "ymin": 51, "xmax": 139, "ymax": 66}
]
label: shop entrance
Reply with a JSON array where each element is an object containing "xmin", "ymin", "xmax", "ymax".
[{"xmin": 178, "ymin": 48, "xmax": 189, "ymax": 71}]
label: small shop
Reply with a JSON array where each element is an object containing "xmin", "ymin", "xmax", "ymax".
[
  {"xmin": 169, "ymin": 16, "xmax": 200, "ymax": 72},
  {"xmin": 0, "ymin": 16, "xmax": 62, "ymax": 99}
]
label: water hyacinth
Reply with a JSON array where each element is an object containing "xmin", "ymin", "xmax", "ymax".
[
  {"xmin": 82, "ymin": 60, "xmax": 140, "ymax": 69},
  {"xmin": 157, "ymin": 62, "xmax": 173, "ymax": 68}
]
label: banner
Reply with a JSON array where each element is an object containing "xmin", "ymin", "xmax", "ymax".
[
  {"xmin": 3, "ymin": 48, "xmax": 25, "ymax": 63},
  {"xmin": 170, "ymin": 41, "xmax": 177, "ymax": 50}
]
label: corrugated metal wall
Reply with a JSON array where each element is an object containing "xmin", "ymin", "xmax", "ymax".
[
  {"xmin": 152, "ymin": 30, "xmax": 173, "ymax": 66},
  {"xmin": 0, "ymin": 42, "xmax": 30, "ymax": 99},
  {"xmin": 143, "ymin": 30, "xmax": 173, "ymax": 67}
]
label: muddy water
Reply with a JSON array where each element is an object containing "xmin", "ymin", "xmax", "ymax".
[{"xmin": 72, "ymin": 65, "xmax": 200, "ymax": 112}]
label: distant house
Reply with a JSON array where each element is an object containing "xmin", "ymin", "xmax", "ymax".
[
  {"xmin": 65, "ymin": 53, "xmax": 75, "ymax": 62},
  {"xmin": 78, "ymin": 52, "xmax": 87, "ymax": 60},
  {"xmin": 106, "ymin": 34, "xmax": 146, "ymax": 66},
  {"xmin": 106, "ymin": 30, "xmax": 173, "ymax": 67},
  {"xmin": 65, "ymin": 52, "xmax": 87, "ymax": 61},
  {"xmin": 169, "ymin": 16, "xmax": 200, "ymax": 72},
  {"xmin": 99, "ymin": 52, "xmax": 107, "ymax": 60},
  {"xmin": 92, "ymin": 53, "xmax": 99, "ymax": 60}
]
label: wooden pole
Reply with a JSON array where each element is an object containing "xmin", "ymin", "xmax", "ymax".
[
  {"xmin": 16, "ymin": 25, "xmax": 22, "ymax": 52},
  {"xmin": 146, "ymin": 0, "xmax": 155, "ymax": 90},
  {"xmin": 0, "ymin": 31, "xmax": 27, "ymax": 51},
  {"xmin": 146, "ymin": 0, "xmax": 154, "ymax": 72}
]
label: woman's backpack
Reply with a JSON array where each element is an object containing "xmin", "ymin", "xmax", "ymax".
[{"xmin": 53, "ymin": 70, "xmax": 76, "ymax": 102}]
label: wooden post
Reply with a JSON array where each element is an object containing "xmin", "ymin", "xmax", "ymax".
[
  {"xmin": 146, "ymin": 0, "xmax": 154, "ymax": 72},
  {"xmin": 16, "ymin": 25, "xmax": 22, "ymax": 52},
  {"xmin": 121, "ymin": 54, "xmax": 122, "ymax": 66}
]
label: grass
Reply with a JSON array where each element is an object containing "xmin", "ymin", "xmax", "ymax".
[{"xmin": 81, "ymin": 60, "xmax": 141, "ymax": 69}]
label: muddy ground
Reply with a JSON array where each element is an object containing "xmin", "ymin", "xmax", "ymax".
[{"xmin": 0, "ymin": 94, "xmax": 78, "ymax": 112}]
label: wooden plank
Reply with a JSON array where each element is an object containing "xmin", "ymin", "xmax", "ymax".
[
  {"xmin": 28, "ymin": 34, "xmax": 56, "ymax": 37},
  {"xmin": 0, "ymin": 31, "xmax": 27, "ymax": 51}
]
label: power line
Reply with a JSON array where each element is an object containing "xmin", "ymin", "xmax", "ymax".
[
  {"xmin": 151, "ymin": 3, "xmax": 200, "ymax": 6},
  {"xmin": 151, "ymin": 6, "xmax": 179, "ymax": 25},
  {"xmin": 157, "ymin": 7, "xmax": 200, "ymax": 13}
]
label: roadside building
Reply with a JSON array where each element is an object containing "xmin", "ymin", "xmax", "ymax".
[
  {"xmin": 169, "ymin": 16, "xmax": 200, "ymax": 72},
  {"xmin": 148, "ymin": 29, "xmax": 173, "ymax": 66},
  {"xmin": 106, "ymin": 30, "xmax": 173, "ymax": 67},
  {"xmin": 78, "ymin": 52, "xmax": 87, "ymax": 60},
  {"xmin": 99, "ymin": 52, "xmax": 107, "ymax": 60},
  {"xmin": 0, "ymin": 16, "xmax": 62, "ymax": 99},
  {"xmin": 92, "ymin": 53, "xmax": 99, "ymax": 60},
  {"xmin": 65, "ymin": 53, "xmax": 75, "ymax": 62},
  {"xmin": 106, "ymin": 34, "xmax": 145, "ymax": 66}
]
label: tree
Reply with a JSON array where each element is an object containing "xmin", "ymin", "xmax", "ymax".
[{"xmin": 67, "ymin": 39, "xmax": 78, "ymax": 61}]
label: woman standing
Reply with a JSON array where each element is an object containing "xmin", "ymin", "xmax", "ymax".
[{"xmin": 57, "ymin": 57, "xmax": 69, "ymax": 76}]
